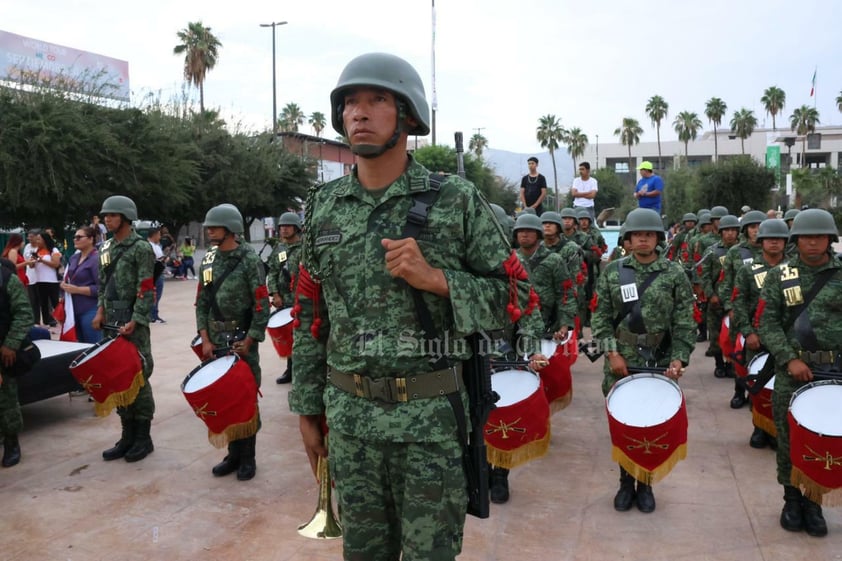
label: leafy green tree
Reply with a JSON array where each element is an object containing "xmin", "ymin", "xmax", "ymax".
[
  {"xmin": 468, "ymin": 132, "xmax": 488, "ymax": 160},
  {"xmin": 837, "ymin": 90, "xmax": 842, "ymax": 114},
  {"xmin": 673, "ymin": 111, "xmax": 702, "ymax": 163},
  {"xmin": 309, "ymin": 111, "xmax": 326, "ymax": 137},
  {"xmin": 761, "ymin": 86, "xmax": 786, "ymax": 131},
  {"xmin": 565, "ymin": 127, "xmax": 588, "ymax": 172},
  {"xmin": 729, "ymin": 108, "xmax": 758, "ymax": 154},
  {"xmin": 704, "ymin": 97, "xmax": 727, "ymax": 162},
  {"xmin": 790, "ymin": 105, "xmax": 821, "ymax": 168},
  {"xmin": 662, "ymin": 166, "xmax": 701, "ymax": 224},
  {"xmin": 280, "ymin": 102, "xmax": 305, "ymax": 132},
  {"xmin": 791, "ymin": 167, "xmax": 842, "ymax": 208},
  {"xmin": 697, "ymin": 156, "xmax": 775, "ymax": 212},
  {"xmin": 173, "ymin": 21, "xmax": 222, "ymax": 114},
  {"xmin": 614, "ymin": 117, "xmax": 643, "ymax": 175},
  {"xmin": 645, "ymin": 95, "xmax": 668, "ymax": 170},
  {"xmin": 565, "ymin": 168, "xmax": 631, "ymax": 215},
  {"xmin": 536, "ymin": 114, "xmax": 565, "ymax": 211}
]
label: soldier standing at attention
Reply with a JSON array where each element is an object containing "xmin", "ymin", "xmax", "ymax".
[
  {"xmin": 591, "ymin": 208, "xmax": 695, "ymax": 513},
  {"xmin": 196, "ymin": 204, "xmax": 270, "ymax": 481},
  {"xmin": 757, "ymin": 209, "xmax": 841, "ymax": 537},
  {"xmin": 267, "ymin": 212, "xmax": 303, "ymax": 384},
  {"xmin": 290, "ymin": 52, "xmax": 540, "ymax": 561},
  {"xmin": 93, "ymin": 195, "xmax": 157, "ymax": 463},
  {"xmin": 0, "ymin": 258, "xmax": 34, "ymax": 467}
]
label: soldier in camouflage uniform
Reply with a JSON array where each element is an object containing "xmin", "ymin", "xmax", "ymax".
[
  {"xmin": 691, "ymin": 213, "xmax": 716, "ymax": 342},
  {"xmin": 542, "ymin": 212, "xmax": 587, "ymax": 295},
  {"xmin": 196, "ymin": 204, "xmax": 270, "ymax": 481},
  {"xmin": 700, "ymin": 215, "xmax": 740, "ymax": 378},
  {"xmin": 757, "ymin": 209, "xmax": 840, "ymax": 538},
  {"xmin": 784, "ymin": 208, "xmax": 800, "ymax": 257},
  {"xmin": 608, "ymin": 225, "xmax": 631, "ymax": 262},
  {"xmin": 592, "ymin": 208, "xmax": 695, "ymax": 514},
  {"xmin": 578, "ymin": 209, "xmax": 607, "ymax": 328},
  {"xmin": 93, "ymin": 195, "xmax": 157, "ymax": 463},
  {"xmin": 267, "ymin": 212, "xmax": 303, "ymax": 384},
  {"xmin": 289, "ymin": 53, "xmax": 544, "ymax": 561},
  {"xmin": 667, "ymin": 213, "xmax": 697, "ymax": 264},
  {"xmin": 731, "ymin": 219, "xmax": 788, "ymax": 449},
  {"xmin": 0, "ymin": 258, "xmax": 34, "ymax": 467}
]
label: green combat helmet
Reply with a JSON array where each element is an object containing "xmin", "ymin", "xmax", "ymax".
[
  {"xmin": 717, "ymin": 215, "xmax": 741, "ymax": 230},
  {"xmin": 698, "ymin": 213, "xmax": 713, "ymax": 227},
  {"xmin": 559, "ymin": 208, "xmax": 579, "ymax": 220},
  {"xmin": 100, "ymin": 195, "xmax": 138, "ymax": 221},
  {"xmin": 330, "ymin": 53, "xmax": 429, "ymax": 157},
  {"xmin": 520, "ymin": 207, "xmax": 537, "ymax": 216},
  {"xmin": 681, "ymin": 213, "xmax": 698, "ymax": 224},
  {"xmin": 576, "ymin": 208, "xmax": 592, "ymax": 221},
  {"xmin": 709, "ymin": 206, "xmax": 729, "ymax": 219},
  {"xmin": 513, "ymin": 213, "xmax": 544, "ymax": 234},
  {"xmin": 540, "ymin": 211, "xmax": 563, "ymax": 228},
  {"xmin": 739, "ymin": 210, "xmax": 766, "ymax": 231},
  {"xmin": 203, "ymin": 204, "xmax": 245, "ymax": 234},
  {"xmin": 697, "ymin": 208, "xmax": 711, "ymax": 217},
  {"xmin": 783, "ymin": 208, "xmax": 800, "ymax": 224},
  {"xmin": 622, "ymin": 208, "xmax": 665, "ymax": 241},
  {"xmin": 756, "ymin": 219, "xmax": 790, "ymax": 240},
  {"xmin": 789, "ymin": 208, "xmax": 839, "ymax": 243},
  {"xmin": 279, "ymin": 212, "xmax": 303, "ymax": 231}
]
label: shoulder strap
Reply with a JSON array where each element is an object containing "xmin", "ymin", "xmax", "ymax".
[
  {"xmin": 206, "ymin": 248, "xmax": 246, "ymax": 321},
  {"xmin": 784, "ymin": 267, "xmax": 836, "ymax": 348},
  {"xmin": 103, "ymin": 238, "xmax": 140, "ymax": 300},
  {"xmin": 613, "ymin": 262, "xmax": 661, "ymax": 332}
]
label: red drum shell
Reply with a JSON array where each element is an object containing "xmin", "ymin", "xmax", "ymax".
[
  {"xmin": 267, "ymin": 308, "xmax": 294, "ymax": 358},
  {"xmin": 69, "ymin": 336, "xmax": 144, "ymax": 417}
]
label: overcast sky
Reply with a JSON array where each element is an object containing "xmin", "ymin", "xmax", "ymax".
[{"xmin": 3, "ymin": 0, "xmax": 841, "ymax": 154}]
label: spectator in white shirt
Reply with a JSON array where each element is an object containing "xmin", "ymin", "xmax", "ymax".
[{"xmin": 571, "ymin": 161, "xmax": 598, "ymax": 221}]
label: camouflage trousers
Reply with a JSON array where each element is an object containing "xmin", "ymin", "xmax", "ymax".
[
  {"xmin": 772, "ymin": 369, "xmax": 805, "ymax": 486},
  {"xmin": 0, "ymin": 378, "xmax": 22, "ymax": 435},
  {"xmin": 706, "ymin": 303, "xmax": 725, "ymax": 354},
  {"xmin": 330, "ymin": 431, "xmax": 466, "ymax": 561},
  {"xmin": 105, "ymin": 325, "xmax": 156, "ymax": 421}
]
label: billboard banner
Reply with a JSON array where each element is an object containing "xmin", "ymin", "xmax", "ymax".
[
  {"xmin": 0, "ymin": 30, "xmax": 129, "ymax": 101},
  {"xmin": 766, "ymin": 145, "xmax": 781, "ymax": 187}
]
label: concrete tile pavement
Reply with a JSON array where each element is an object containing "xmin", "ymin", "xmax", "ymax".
[{"xmin": 2, "ymin": 275, "xmax": 840, "ymax": 560}]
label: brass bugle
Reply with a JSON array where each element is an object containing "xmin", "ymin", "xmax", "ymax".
[{"xmin": 297, "ymin": 453, "xmax": 342, "ymax": 539}]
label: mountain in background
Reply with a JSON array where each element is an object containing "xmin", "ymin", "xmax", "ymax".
[{"xmin": 483, "ymin": 148, "xmax": 575, "ymax": 192}]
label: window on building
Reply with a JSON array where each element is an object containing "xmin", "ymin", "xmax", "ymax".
[{"xmin": 614, "ymin": 162, "xmax": 629, "ymax": 174}]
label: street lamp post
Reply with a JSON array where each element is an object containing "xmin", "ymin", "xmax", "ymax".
[{"xmin": 259, "ymin": 20, "xmax": 288, "ymax": 135}]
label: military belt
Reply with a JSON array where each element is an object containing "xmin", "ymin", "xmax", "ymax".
[
  {"xmin": 209, "ymin": 320, "xmax": 240, "ymax": 332},
  {"xmin": 615, "ymin": 331, "xmax": 665, "ymax": 348},
  {"xmin": 797, "ymin": 350, "xmax": 839, "ymax": 367},
  {"xmin": 328, "ymin": 364, "xmax": 462, "ymax": 403}
]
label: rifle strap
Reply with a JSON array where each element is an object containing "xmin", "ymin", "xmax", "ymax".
[
  {"xmin": 613, "ymin": 263, "xmax": 661, "ymax": 333},
  {"xmin": 785, "ymin": 267, "xmax": 836, "ymax": 350},
  {"xmin": 206, "ymin": 249, "xmax": 245, "ymax": 322},
  {"xmin": 103, "ymin": 238, "xmax": 139, "ymax": 301}
]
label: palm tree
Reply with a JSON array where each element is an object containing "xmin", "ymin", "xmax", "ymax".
[
  {"xmin": 704, "ymin": 98, "xmax": 727, "ymax": 162},
  {"xmin": 836, "ymin": 90, "xmax": 842, "ymax": 114},
  {"xmin": 645, "ymin": 95, "xmax": 669, "ymax": 170},
  {"xmin": 760, "ymin": 86, "xmax": 786, "ymax": 131},
  {"xmin": 536, "ymin": 114, "xmax": 566, "ymax": 211},
  {"xmin": 673, "ymin": 111, "xmax": 703, "ymax": 163},
  {"xmin": 173, "ymin": 21, "xmax": 222, "ymax": 114},
  {"xmin": 309, "ymin": 111, "xmax": 326, "ymax": 137},
  {"xmin": 729, "ymin": 108, "xmax": 758, "ymax": 154},
  {"xmin": 565, "ymin": 127, "xmax": 588, "ymax": 172},
  {"xmin": 613, "ymin": 117, "xmax": 643, "ymax": 175},
  {"xmin": 790, "ymin": 105, "xmax": 821, "ymax": 168},
  {"xmin": 468, "ymin": 133, "xmax": 489, "ymax": 159},
  {"xmin": 279, "ymin": 102, "xmax": 305, "ymax": 132}
]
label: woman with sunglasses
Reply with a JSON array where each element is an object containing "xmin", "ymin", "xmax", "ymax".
[{"xmin": 59, "ymin": 227, "xmax": 101, "ymax": 343}]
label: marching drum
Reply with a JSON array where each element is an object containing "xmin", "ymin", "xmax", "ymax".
[
  {"xmin": 182, "ymin": 354, "xmax": 259, "ymax": 448},
  {"xmin": 537, "ymin": 332, "xmax": 575, "ymax": 413},
  {"xmin": 69, "ymin": 336, "xmax": 144, "ymax": 417},
  {"xmin": 484, "ymin": 368, "xmax": 550, "ymax": 470},
  {"xmin": 190, "ymin": 334, "xmax": 204, "ymax": 361},
  {"xmin": 788, "ymin": 380, "xmax": 842, "ymax": 505},
  {"xmin": 719, "ymin": 316, "xmax": 734, "ymax": 359},
  {"xmin": 747, "ymin": 353, "xmax": 775, "ymax": 437},
  {"xmin": 606, "ymin": 373, "xmax": 688, "ymax": 484},
  {"xmin": 267, "ymin": 308, "xmax": 295, "ymax": 358}
]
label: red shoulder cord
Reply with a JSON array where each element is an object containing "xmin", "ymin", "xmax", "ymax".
[
  {"xmin": 753, "ymin": 299, "xmax": 766, "ymax": 329},
  {"xmin": 693, "ymin": 301, "xmax": 702, "ymax": 323},
  {"xmin": 292, "ymin": 264, "xmax": 322, "ymax": 339},
  {"xmin": 503, "ymin": 251, "xmax": 538, "ymax": 322}
]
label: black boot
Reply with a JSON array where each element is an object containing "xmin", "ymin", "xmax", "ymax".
[
  {"xmin": 276, "ymin": 362, "xmax": 292, "ymax": 385},
  {"xmin": 802, "ymin": 497, "xmax": 828, "ymax": 537},
  {"xmin": 2, "ymin": 434, "xmax": 21, "ymax": 467},
  {"xmin": 713, "ymin": 355, "xmax": 727, "ymax": 378},
  {"xmin": 614, "ymin": 467, "xmax": 636, "ymax": 511},
  {"xmin": 124, "ymin": 420, "xmax": 154, "ymax": 462},
  {"xmin": 730, "ymin": 380, "xmax": 747, "ymax": 409},
  {"xmin": 212, "ymin": 440, "xmax": 241, "ymax": 476},
  {"xmin": 237, "ymin": 435, "xmax": 257, "ymax": 481},
  {"xmin": 696, "ymin": 324, "xmax": 707, "ymax": 342},
  {"xmin": 780, "ymin": 485, "xmax": 804, "ymax": 532},
  {"xmin": 636, "ymin": 482, "xmax": 656, "ymax": 513},
  {"xmin": 490, "ymin": 467, "xmax": 510, "ymax": 504},
  {"xmin": 102, "ymin": 417, "xmax": 135, "ymax": 461},
  {"xmin": 749, "ymin": 427, "xmax": 768, "ymax": 449},
  {"xmin": 724, "ymin": 362, "xmax": 736, "ymax": 378}
]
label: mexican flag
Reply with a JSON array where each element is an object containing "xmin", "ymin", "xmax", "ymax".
[
  {"xmin": 810, "ymin": 68, "xmax": 817, "ymax": 97},
  {"xmin": 58, "ymin": 270, "xmax": 77, "ymax": 342}
]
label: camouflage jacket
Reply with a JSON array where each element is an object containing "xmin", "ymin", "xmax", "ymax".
[
  {"xmin": 720, "ymin": 242, "xmax": 762, "ymax": 311},
  {"xmin": 757, "ymin": 255, "xmax": 842, "ymax": 370},
  {"xmin": 266, "ymin": 240, "xmax": 301, "ymax": 307},
  {"xmin": 196, "ymin": 244, "xmax": 270, "ymax": 345},
  {"xmin": 97, "ymin": 231, "xmax": 155, "ymax": 326},
  {"xmin": 668, "ymin": 229, "xmax": 693, "ymax": 265},
  {"xmin": 543, "ymin": 238, "xmax": 587, "ymax": 289},
  {"xmin": 0, "ymin": 272, "xmax": 33, "ymax": 350},
  {"xmin": 700, "ymin": 241, "xmax": 736, "ymax": 301},
  {"xmin": 580, "ymin": 228, "xmax": 608, "ymax": 265},
  {"xmin": 517, "ymin": 244, "xmax": 577, "ymax": 332},
  {"xmin": 691, "ymin": 232, "xmax": 719, "ymax": 284},
  {"xmin": 608, "ymin": 245, "xmax": 628, "ymax": 262},
  {"xmin": 592, "ymin": 254, "xmax": 696, "ymax": 366},
  {"xmin": 731, "ymin": 254, "xmax": 779, "ymax": 337},
  {"xmin": 289, "ymin": 157, "xmax": 520, "ymax": 442}
]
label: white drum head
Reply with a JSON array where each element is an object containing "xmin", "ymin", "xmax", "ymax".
[
  {"xmin": 184, "ymin": 355, "xmax": 236, "ymax": 393},
  {"xmin": 34, "ymin": 340, "xmax": 92, "ymax": 360},
  {"xmin": 724, "ymin": 316, "xmax": 730, "ymax": 329},
  {"xmin": 607, "ymin": 374, "xmax": 683, "ymax": 427},
  {"xmin": 73, "ymin": 337, "xmax": 119, "ymax": 365},
  {"xmin": 540, "ymin": 339, "xmax": 558, "ymax": 358},
  {"xmin": 748, "ymin": 353, "xmax": 769, "ymax": 375},
  {"xmin": 491, "ymin": 369, "xmax": 539, "ymax": 408},
  {"xmin": 791, "ymin": 383, "xmax": 842, "ymax": 437},
  {"xmin": 764, "ymin": 375, "xmax": 776, "ymax": 391},
  {"xmin": 267, "ymin": 308, "xmax": 294, "ymax": 328}
]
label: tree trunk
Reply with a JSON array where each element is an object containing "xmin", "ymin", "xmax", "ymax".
[
  {"xmin": 627, "ymin": 144, "xmax": 633, "ymax": 180},
  {"xmin": 802, "ymin": 137, "xmax": 807, "ymax": 168},
  {"xmin": 741, "ymin": 137, "xmax": 745, "ymax": 155},
  {"xmin": 656, "ymin": 124, "xmax": 662, "ymax": 171},
  {"xmin": 199, "ymin": 83, "xmax": 205, "ymax": 114},
  {"xmin": 772, "ymin": 113, "xmax": 777, "ymax": 131},
  {"xmin": 713, "ymin": 124, "xmax": 718, "ymax": 162},
  {"xmin": 684, "ymin": 141, "xmax": 689, "ymax": 164},
  {"xmin": 550, "ymin": 149, "xmax": 559, "ymax": 212}
]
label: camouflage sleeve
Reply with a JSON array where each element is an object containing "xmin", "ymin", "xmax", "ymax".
[
  {"xmin": 97, "ymin": 250, "xmax": 107, "ymax": 310},
  {"xmin": 246, "ymin": 253, "xmax": 270, "ymax": 342},
  {"xmin": 2, "ymin": 275, "xmax": 33, "ymax": 349},
  {"xmin": 195, "ymin": 279, "xmax": 210, "ymax": 334},
  {"xmin": 555, "ymin": 256, "xmax": 577, "ymax": 329},
  {"xmin": 668, "ymin": 264, "xmax": 696, "ymax": 365},
  {"xmin": 731, "ymin": 266, "xmax": 754, "ymax": 336},
  {"xmin": 266, "ymin": 246, "xmax": 281, "ymax": 295},
  {"xmin": 591, "ymin": 262, "xmax": 619, "ymax": 353},
  {"xmin": 288, "ymin": 265, "xmax": 329, "ymax": 416},
  {"xmin": 757, "ymin": 267, "xmax": 799, "ymax": 367},
  {"xmin": 131, "ymin": 242, "xmax": 156, "ymax": 326},
  {"xmin": 700, "ymin": 249, "xmax": 715, "ymax": 296},
  {"xmin": 719, "ymin": 253, "xmax": 737, "ymax": 310},
  {"xmin": 277, "ymin": 248, "xmax": 298, "ymax": 306}
]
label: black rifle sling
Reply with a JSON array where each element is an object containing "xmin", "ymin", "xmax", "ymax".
[
  {"xmin": 614, "ymin": 262, "xmax": 661, "ymax": 333},
  {"xmin": 207, "ymin": 249, "xmax": 245, "ymax": 322},
  {"xmin": 787, "ymin": 268, "xmax": 836, "ymax": 352},
  {"xmin": 104, "ymin": 238, "xmax": 139, "ymax": 301}
]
